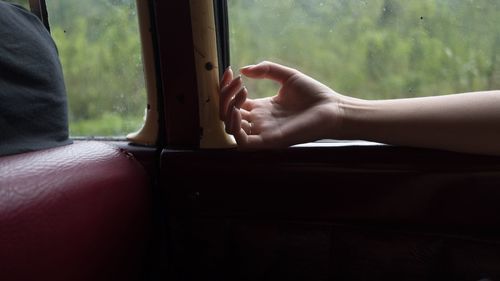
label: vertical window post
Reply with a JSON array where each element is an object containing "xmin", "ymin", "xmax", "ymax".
[
  {"xmin": 127, "ymin": 0, "xmax": 159, "ymax": 146},
  {"xmin": 189, "ymin": 0, "xmax": 235, "ymax": 148}
]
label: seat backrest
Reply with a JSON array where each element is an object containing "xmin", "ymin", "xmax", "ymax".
[{"xmin": 0, "ymin": 141, "xmax": 151, "ymax": 281}]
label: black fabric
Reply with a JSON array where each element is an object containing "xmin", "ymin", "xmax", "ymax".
[{"xmin": 0, "ymin": 1, "xmax": 71, "ymax": 156}]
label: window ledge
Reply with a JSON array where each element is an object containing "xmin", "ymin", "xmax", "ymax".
[{"xmin": 292, "ymin": 140, "xmax": 385, "ymax": 148}]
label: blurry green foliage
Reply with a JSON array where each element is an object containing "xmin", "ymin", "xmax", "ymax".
[
  {"xmin": 228, "ymin": 0, "xmax": 500, "ymax": 100},
  {"xmin": 47, "ymin": 0, "xmax": 145, "ymax": 137},
  {"xmin": 6, "ymin": 0, "xmax": 144, "ymax": 137},
  {"xmin": 4, "ymin": 0, "xmax": 28, "ymax": 8},
  {"xmin": 6, "ymin": 0, "xmax": 499, "ymax": 136}
]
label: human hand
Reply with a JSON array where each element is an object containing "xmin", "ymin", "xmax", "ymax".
[{"xmin": 219, "ymin": 61, "xmax": 345, "ymax": 149}]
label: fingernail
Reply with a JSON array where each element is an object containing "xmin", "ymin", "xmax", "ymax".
[
  {"xmin": 221, "ymin": 68, "xmax": 230, "ymax": 83},
  {"xmin": 235, "ymin": 88, "xmax": 246, "ymax": 109},
  {"xmin": 225, "ymin": 66, "xmax": 232, "ymax": 71},
  {"xmin": 240, "ymin": 65, "xmax": 256, "ymax": 71}
]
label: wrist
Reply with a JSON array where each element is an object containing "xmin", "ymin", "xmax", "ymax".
[{"xmin": 334, "ymin": 96, "xmax": 372, "ymax": 140}]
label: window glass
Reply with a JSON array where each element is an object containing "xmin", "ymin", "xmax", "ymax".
[
  {"xmin": 4, "ymin": 0, "xmax": 28, "ymax": 8},
  {"xmin": 47, "ymin": 0, "xmax": 146, "ymax": 137},
  {"xmin": 228, "ymin": 0, "xmax": 500, "ymax": 100}
]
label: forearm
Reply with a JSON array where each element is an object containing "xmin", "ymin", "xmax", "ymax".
[{"xmin": 337, "ymin": 91, "xmax": 500, "ymax": 155}]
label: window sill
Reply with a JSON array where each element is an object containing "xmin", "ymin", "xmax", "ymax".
[{"xmin": 292, "ymin": 139, "xmax": 385, "ymax": 148}]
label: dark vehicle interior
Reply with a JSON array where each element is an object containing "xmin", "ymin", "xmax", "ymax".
[{"xmin": 1, "ymin": 0, "xmax": 500, "ymax": 280}]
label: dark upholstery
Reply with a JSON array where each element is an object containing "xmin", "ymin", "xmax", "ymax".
[{"xmin": 0, "ymin": 141, "xmax": 151, "ymax": 281}]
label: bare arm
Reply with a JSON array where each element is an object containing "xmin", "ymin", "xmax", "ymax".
[
  {"xmin": 338, "ymin": 91, "xmax": 500, "ymax": 155},
  {"xmin": 220, "ymin": 61, "xmax": 500, "ymax": 155}
]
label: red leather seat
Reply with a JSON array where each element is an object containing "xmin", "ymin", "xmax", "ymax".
[{"xmin": 0, "ymin": 141, "xmax": 151, "ymax": 281}]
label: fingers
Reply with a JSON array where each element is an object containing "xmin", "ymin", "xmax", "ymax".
[
  {"xmin": 229, "ymin": 107, "xmax": 264, "ymax": 149},
  {"xmin": 240, "ymin": 61, "xmax": 299, "ymax": 84},
  {"xmin": 219, "ymin": 75, "xmax": 243, "ymax": 120},
  {"xmin": 234, "ymin": 87, "xmax": 248, "ymax": 109},
  {"xmin": 226, "ymin": 107, "xmax": 250, "ymax": 139},
  {"xmin": 240, "ymin": 108, "xmax": 252, "ymax": 120},
  {"xmin": 225, "ymin": 87, "xmax": 247, "ymax": 121},
  {"xmin": 241, "ymin": 120, "xmax": 252, "ymax": 135},
  {"xmin": 220, "ymin": 62, "xmax": 297, "ymax": 150},
  {"xmin": 219, "ymin": 66, "xmax": 233, "ymax": 90},
  {"xmin": 229, "ymin": 106, "xmax": 241, "ymax": 134},
  {"xmin": 219, "ymin": 66, "xmax": 234, "ymax": 121},
  {"xmin": 225, "ymin": 105, "xmax": 251, "ymax": 133},
  {"xmin": 235, "ymin": 131, "xmax": 264, "ymax": 150}
]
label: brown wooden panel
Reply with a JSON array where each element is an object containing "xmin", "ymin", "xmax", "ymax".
[
  {"xmin": 162, "ymin": 146, "xmax": 500, "ymax": 229},
  {"xmin": 153, "ymin": 1, "xmax": 200, "ymax": 148},
  {"xmin": 161, "ymin": 145, "xmax": 500, "ymax": 280}
]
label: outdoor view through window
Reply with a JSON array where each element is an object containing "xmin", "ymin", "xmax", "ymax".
[
  {"xmin": 4, "ymin": 0, "xmax": 499, "ymax": 137},
  {"xmin": 45, "ymin": 0, "xmax": 146, "ymax": 137},
  {"xmin": 5, "ymin": 0, "xmax": 145, "ymax": 137},
  {"xmin": 228, "ymin": 0, "xmax": 500, "ymax": 100},
  {"xmin": 5, "ymin": 0, "xmax": 27, "ymax": 8}
]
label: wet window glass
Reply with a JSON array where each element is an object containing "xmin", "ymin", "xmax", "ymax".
[
  {"xmin": 47, "ymin": 0, "xmax": 146, "ymax": 137},
  {"xmin": 228, "ymin": 0, "xmax": 500, "ymax": 100}
]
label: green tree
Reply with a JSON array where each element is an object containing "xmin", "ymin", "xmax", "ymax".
[
  {"xmin": 5, "ymin": 0, "xmax": 499, "ymax": 135},
  {"xmin": 47, "ymin": 0, "xmax": 146, "ymax": 136},
  {"xmin": 229, "ymin": 0, "xmax": 500, "ymax": 100}
]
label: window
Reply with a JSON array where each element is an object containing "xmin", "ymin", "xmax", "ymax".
[
  {"xmin": 46, "ymin": 0, "xmax": 146, "ymax": 137},
  {"xmin": 228, "ymin": 0, "xmax": 500, "ymax": 100},
  {"xmin": 4, "ymin": 0, "xmax": 28, "ymax": 8}
]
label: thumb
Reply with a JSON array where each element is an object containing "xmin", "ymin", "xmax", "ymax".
[{"xmin": 240, "ymin": 61, "xmax": 298, "ymax": 84}]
